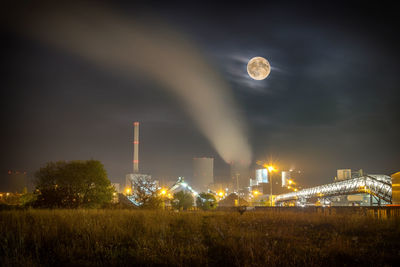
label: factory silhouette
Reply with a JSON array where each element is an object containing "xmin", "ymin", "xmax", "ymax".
[
  {"xmin": 1, "ymin": 121, "xmax": 398, "ymax": 207},
  {"xmin": 118, "ymin": 122, "xmax": 398, "ymax": 207}
]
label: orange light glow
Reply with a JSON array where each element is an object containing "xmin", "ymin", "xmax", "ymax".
[{"xmin": 265, "ymin": 165, "xmax": 277, "ymax": 172}]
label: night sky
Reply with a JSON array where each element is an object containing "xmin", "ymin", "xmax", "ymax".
[{"xmin": 1, "ymin": 1, "xmax": 399, "ymax": 189}]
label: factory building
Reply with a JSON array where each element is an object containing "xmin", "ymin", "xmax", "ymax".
[
  {"xmin": 336, "ymin": 169, "xmax": 352, "ymax": 180},
  {"xmin": 250, "ymin": 168, "xmax": 290, "ymax": 197},
  {"xmin": 192, "ymin": 157, "xmax": 214, "ymax": 192},
  {"xmin": 392, "ymin": 172, "xmax": 400, "ymax": 205},
  {"xmin": 281, "ymin": 171, "xmax": 290, "ymax": 187},
  {"xmin": 255, "ymin": 168, "xmax": 269, "ymax": 184},
  {"xmin": 209, "ymin": 181, "xmax": 235, "ymax": 195}
]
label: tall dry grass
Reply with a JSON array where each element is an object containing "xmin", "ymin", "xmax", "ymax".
[{"xmin": 1, "ymin": 209, "xmax": 399, "ymax": 266}]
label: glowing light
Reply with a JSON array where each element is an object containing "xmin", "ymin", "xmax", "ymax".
[
  {"xmin": 161, "ymin": 189, "xmax": 166, "ymax": 195},
  {"xmin": 218, "ymin": 191, "xmax": 224, "ymax": 197},
  {"xmin": 265, "ymin": 165, "xmax": 277, "ymax": 172},
  {"xmin": 125, "ymin": 187, "xmax": 131, "ymax": 194},
  {"xmin": 253, "ymin": 190, "xmax": 260, "ymax": 196}
]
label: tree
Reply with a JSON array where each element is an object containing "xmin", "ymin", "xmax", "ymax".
[
  {"xmin": 20, "ymin": 192, "xmax": 37, "ymax": 207},
  {"xmin": 34, "ymin": 160, "xmax": 113, "ymax": 208},
  {"xmin": 131, "ymin": 175, "xmax": 162, "ymax": 209},
  {"xmin": 172, "ymin": 191, "xmax": 194, "ymax": 211},
  {"xmin": 196, "ymin": 192, "xmax": 217, "ymax": 210}
]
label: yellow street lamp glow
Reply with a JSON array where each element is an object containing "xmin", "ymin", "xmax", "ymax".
[
  {"xmin": 218, "ymin": 191, "xmax": 224, "ymax": 197},
  {"xmin": 266, "ymin": 165, "xmax": 277, "ymax": 172},
  {"xmin": 125, "ymin": 188, "xmax": 131, "ymax": 194},
  {"xmin": 288, "ymin": 179, "xmax": 294, "ymax": 185},
  {"xmin": 253, "ymin": 190, "xmax": 260, "ymax": 196},
  {"xmin": 161, "ymin": 189, "xmax": 166, "ymax": 195}
]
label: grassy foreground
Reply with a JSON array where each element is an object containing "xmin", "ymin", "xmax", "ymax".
[{"xmin": 1, "ymin": 209, "xmax": 400, "ymax": 266}]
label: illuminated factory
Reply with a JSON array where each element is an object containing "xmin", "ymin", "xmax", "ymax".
[{"xmin": 121, "ymin": 122, "xmax": 398, "ymax": 207}]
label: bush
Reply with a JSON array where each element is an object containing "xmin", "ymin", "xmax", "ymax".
[
  {"xmin": 172, "ymin": 191, "xmax": 194, "ymax": 210},
  {"xmin": 196, "ymin": 192, "xmax": 217, "ymax": 210}
]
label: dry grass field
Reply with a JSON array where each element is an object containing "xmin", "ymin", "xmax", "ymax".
[{"xmin": 1, "ymin": 209, "xmax": 400, "ymax": 266}]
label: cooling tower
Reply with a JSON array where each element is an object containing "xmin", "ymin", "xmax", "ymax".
[{"xmin": 192, "ymin": 157, "xmax": 214, "ymax": 192}]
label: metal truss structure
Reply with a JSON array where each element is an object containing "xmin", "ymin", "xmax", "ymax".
[
  {"xmin": 127, "ymin": 176, "xmax": 200, "ymax": 206},
  {"xmin": 276, "ymin": 175, "xmax": 392, "ymax": 204},
  {"xmin": 168, "ymin": 177, "xmax": 199, "ymax": 196}
]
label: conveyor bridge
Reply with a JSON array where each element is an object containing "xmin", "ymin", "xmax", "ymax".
[{"xmin": 276, "ymin": 175, "xmax": 392, "ymax": 204}]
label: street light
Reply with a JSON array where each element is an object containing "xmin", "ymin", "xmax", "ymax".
[
  {"xmin": 125, "ymin": 187, "xmax": 131, "ymax": 195},
  {"xmin": 264, "ymin": 165, "xmax": 277, "ymax": 206}
]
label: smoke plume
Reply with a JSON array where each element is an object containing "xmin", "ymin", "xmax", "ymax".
[{"xmin": 7, "ymin": 1, "xmax": 252, "ymax": 166}]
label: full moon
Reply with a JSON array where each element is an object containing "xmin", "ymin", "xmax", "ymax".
[{"xmin": 247, "ymin": 57, "xmax": 271, "ymax": 80}]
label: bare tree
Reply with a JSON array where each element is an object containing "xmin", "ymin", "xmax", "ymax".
[{"xmin": 131, "ymin": 175, "xmax": 162, "ymax": 209}]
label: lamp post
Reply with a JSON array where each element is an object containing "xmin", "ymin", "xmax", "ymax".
[
  {"xmin": 266, "ymin": 165, "xmax": 277, "ymax": 206},
  {"xmin": 236, "ymin": 172, "xmax": 240, "ymax": 206}
]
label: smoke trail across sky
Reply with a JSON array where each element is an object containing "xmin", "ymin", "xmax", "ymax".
[{"xmin": 7, "ymin": 1, "xmax": 252, "ymax": 166}]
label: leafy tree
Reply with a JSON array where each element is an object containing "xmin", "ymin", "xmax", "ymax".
[
  {"xmin": 131, "ymin": 175, "xmax": 162, "ymax": 209},
  {"xmin": 196, "ymin": 192, "xmax": 217, "ymax": 210},
  {"xmin": 34, "ymin": 160, "xmax": 113, "ymax": 208},
  {"xmin": 172, "ymin": 191, "xmax": 194, "ymax": 211},
  {"xmin": 20, "ymin": 192, "xmax": 37, "ymax": 207}
]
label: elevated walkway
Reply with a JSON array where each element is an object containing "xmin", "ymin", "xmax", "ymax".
[{"xmin": 276, "ymin": 175, "xmax": 392, "ymax": 204}]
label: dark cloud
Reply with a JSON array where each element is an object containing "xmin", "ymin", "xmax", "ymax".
[{"xmin": 1, "ymin": 0, "xmax": 399, "ymax": 189}]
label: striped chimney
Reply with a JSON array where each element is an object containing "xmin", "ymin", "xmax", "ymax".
[{"xmin": 133, "ymin": 122, "xmax": 139, "ymax": 173}]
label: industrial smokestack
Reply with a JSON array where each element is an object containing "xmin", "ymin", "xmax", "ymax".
[{"xmin": 133, "ymin": 122, "xmax": 139, "ymax": 173}]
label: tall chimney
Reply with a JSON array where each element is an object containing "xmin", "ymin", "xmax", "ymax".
[{"xmin": 133, "ymin": 122, "xmax": 139, "ymax": 173}]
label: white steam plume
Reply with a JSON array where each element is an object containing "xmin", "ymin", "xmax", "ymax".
[{"xmin": 12, "ymin": 2, "xmax": 252, "ymax": 166}]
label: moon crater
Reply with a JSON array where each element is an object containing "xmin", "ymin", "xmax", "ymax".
[{"xmin": 247, "ymin": 57, "xmax": 271, "ymax": 80}]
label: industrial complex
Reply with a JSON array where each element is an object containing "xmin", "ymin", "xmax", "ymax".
[
  {"xmin": 116, "ymin": 122, "xmax": 399, "ymax": 208},
  {"xmin": 1, "ymin": 121, "xmax": 397, "ymax": 208}
]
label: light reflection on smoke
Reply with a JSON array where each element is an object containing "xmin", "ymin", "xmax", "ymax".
[{"xmin": 17, "ymin": 2, "xmax": 252, "ymax": 166}]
